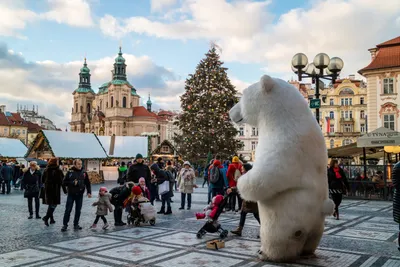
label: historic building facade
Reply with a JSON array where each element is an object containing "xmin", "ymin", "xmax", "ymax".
[
  {"xmin": 359, "ymin": 36, "xmax": 400, "ymax": 132},
  {"xmin": 69, "ymin": 48, "xmax": 167, "ymax": 151},
  {"xmin": 290, "ymin": 77, "xmax": 367, "ymax": 148}
]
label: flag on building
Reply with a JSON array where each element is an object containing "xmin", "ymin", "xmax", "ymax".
[{"xmin": 325, "ymin": 117, "xmax": 330, "ymax": 133}]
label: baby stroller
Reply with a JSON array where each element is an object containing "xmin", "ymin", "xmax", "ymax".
[
  {"xmin": 196, "ymin": 195, "xmax": 229, "ymax": 239},
  {"xmin": 127, "ymin": 200, "xmax": 156, "ymax": 226}
]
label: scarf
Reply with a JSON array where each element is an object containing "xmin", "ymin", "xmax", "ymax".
[{"xmin": 333, "ymin": 167, "xmax": 342, "ymax": 179}]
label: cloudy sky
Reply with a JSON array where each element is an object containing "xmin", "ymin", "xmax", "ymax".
[{"xmin": 1, "ymin": 0, "xmax": 399, "ymax": 129}]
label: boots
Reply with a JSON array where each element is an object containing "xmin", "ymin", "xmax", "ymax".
[
  {"xmin": 165, "ymin": 207, "xmax": 172, "ymax": 215},
  {"xmin": 42, "ymin": 216, "xmax": 49, "ymax": 226},
  {"xmin": 157, "ymin": 207, "xmax": 165, "ymax": 214},
  {"xmin": 50, "ymin": 216, "xmax": 56, "ymax": 224},
  {"xmin": 231, "ymin": 226, "xmax": 243, "ymax": 236}
]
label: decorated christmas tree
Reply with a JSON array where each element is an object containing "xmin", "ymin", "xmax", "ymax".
[{"xmin": 174, "ymin": 46, "xmax": 243, "ymax": 161}]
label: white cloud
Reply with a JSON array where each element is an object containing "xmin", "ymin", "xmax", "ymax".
[
  {"xmin": 100, "ymin": 0, "xmax": 400, "ymax": 79},
  {"xmin": 0, "ymin": 1, "xmax": 38, "ymax": 39},
  {"xmin": 0, "ymin": 43, "xmax": 184, "ymax": 128},
  {"xmin": 151, "ymin": 0, "xmax": 178, "ymax": 12},
  {"xmin": 41, "ymin": 0, "xmax": 94, "ymax": 27},
  {"xmin": 230, "ymin": 76, "xmax": 251, "ymax": 93}
]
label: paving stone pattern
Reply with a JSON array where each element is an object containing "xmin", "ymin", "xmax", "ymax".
[{"xmin": 0, "ymin": 181, "xmax": 399, "ymax": 266}]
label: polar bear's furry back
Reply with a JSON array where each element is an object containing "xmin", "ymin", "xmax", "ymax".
[{"xmin": 229, "ymin": 75, "xmax": 333, "ymax": 262}]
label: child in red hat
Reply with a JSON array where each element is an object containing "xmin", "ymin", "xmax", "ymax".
[{"xmin": 91, "ymin": 187, "xmax": 113, "ymax": 229}]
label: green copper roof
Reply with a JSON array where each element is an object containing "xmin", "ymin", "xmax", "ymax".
[
  {"xmin": 97, "ymin": 79, "xmax": 138, "ymax": 96},
  {"xmin": 115, "ymin": 47, "xmax": 125, "ymax": 64},
  {"xmin": 75, "ymin": 87, "xmax": 95, "ymax": 94},
  {"xmin": 80, "ymin": 58, "xmax": 90, "ymax": 74},
  {"xmin": 146, "ymin": 95, "xmax": 152, "ymax": 105}
]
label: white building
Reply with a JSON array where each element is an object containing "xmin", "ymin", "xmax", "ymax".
[
  {"xmin": 235, "ymin": 124, "xmax": 258, "ymax": 160},
  {"xmin": 18, "ymin": 105, "xmax": 58, "ymax": 130}
]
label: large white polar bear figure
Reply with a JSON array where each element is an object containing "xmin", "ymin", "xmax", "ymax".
[{"xmin": 229, "ymin": 75, "xmax": 334, "ymax": 262}]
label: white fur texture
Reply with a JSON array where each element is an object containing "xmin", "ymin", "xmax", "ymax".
[{"xmin": 229, "ymin": 75, "xmax": 333, "ymax": 262}]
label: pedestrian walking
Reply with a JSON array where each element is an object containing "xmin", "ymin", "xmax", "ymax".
[
  {"xmin": 230, "ymin": 163, "xmax": 260, "ymax": 236},
  {"xmin": 1, "ymin": 162, "xmax": 14, "ymax": 195},
  {"xmin": 91, "ymin": 187, "xmax": 113, "ymax": 229},
  {"xmin": 117, "ymin": 162, "xmax": 128, "ymax": 185},
  {"xmin": 209, "ymin": 160, "xmax": 224, "ymax": 198},
  {"xmin": 328, "ymin": 159, "xmax": 349, "ymax": 220},
  {"xmin": 150, "ymin": 163, "xmax": 172, "ymax": 215},
  {"xmin": 61, "ymin": 159, "xmax": 92, "ymax": 232},
  {"xmin": 22, "ymin": 161, "xmax": 42, "ymax": 219},
  {"xmin": 227, "ymin": 156, "xmax": 243, "ymax": 212},
  {"xmin": 41, "ymin": 158, "xmax": 65, "ymax": 226},
  {"xmin": 177, "ymin": 161, "xmax": 196, "ymax": 210},
  {"xmin": 392, "ymin": 160, "xmax": 400, "ymax": 251}
]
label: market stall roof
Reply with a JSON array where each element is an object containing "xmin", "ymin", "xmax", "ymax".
[
  {"xmin": 0, "ymin": 138, "xmax": 27, "ymax": 158},
  {"xmin": 328, "ymin": 143, "xmax": 362, "ymax": 158},
  {"xmin": 357, "ymin": 127, "xmax": 400, "ymax": 147},
  {"xmin": 26, "ymin": 130, "xmax": 108, "ymax": 159},
  {"xmin": 97, "ymin": 136, "xmax": 148, "ymax": 158}
]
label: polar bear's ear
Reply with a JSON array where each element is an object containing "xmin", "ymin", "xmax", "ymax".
[{"xmin": 260, "ymin": 75, "xmax": 274, "ymax": 93}]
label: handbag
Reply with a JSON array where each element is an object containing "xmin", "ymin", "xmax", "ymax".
[{"xmin": 158, "ymin": 181, "xmax": 169, "ymax": 195}]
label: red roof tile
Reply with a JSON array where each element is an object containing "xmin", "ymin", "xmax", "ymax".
[
  {"xmin": 133, "ymin": 106, "xmax": 158, "ymax": 118},
  {"xmin": 27, "ymin": 121, "xmax": 43, "ymax": 133},
  {"xmin": 0, "ymin": 113, "xmax": 9, "ymax": 126},
  {"xmin": 359, "ymin": 36, "xmax": 400, "ymax": 74}
]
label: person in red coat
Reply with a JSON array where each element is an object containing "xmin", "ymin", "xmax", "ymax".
[{"xmin": 226, "ymin": 156, "xmax": 243, "ymax": 211}]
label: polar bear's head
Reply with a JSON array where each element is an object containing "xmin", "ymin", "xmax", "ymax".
[{"xmin": 229, "ymin": 74, "xmax": 307, "ymax": 127}]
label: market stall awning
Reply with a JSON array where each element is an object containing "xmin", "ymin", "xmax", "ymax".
[
  {"xmin": 357, "ymin": 127, "xmax": 400, "ymax": 147},
  {"xmin": 328, "ymin": 142, "xmax": 363, "ymax": 158},
  {"xmin": 0, "ymin": 138, "xmax": 27, "ymax": 158},
  {"xmin": 26, "ymin": 130, "xmax": 108, "ymax": 159},
  {"xmin": 97, "ymin": 136, "xmax": 148, "ymax": 158}
]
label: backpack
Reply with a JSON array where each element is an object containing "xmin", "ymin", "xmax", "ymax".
[
  {"xmin": 234, "ymin": 168, "xmax": 241, "ymax": 182},
  {"xmin": 165, "ymin": 170, "xmax": 174, "ymax": 183},
  {"xmin": 209, "ymin": 166, "xmax": 220, "ymax": 184}
]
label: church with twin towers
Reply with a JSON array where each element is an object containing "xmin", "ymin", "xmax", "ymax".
[{"xmin": 69, "ymin": 47, "xmax": 168, "ymax": 149}]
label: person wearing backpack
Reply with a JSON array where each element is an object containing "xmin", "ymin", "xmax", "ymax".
[
  {"xmin": 209, "ymin": 160, "xmax": 224, "ymax": 197},
  {"xmin": 227, "ymin": 156, "xmax": 243, "ymax": 212}
]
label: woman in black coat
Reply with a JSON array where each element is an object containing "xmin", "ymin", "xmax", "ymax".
[
  {"xmin": 41, "ymin": 158, "xmax": 65, "ymax": 226},
  {"xmin": 328, "ymin": 159, "xmax": 349, "ymax": 220},
  {"xmin": 392, "ymin": 161, "xmax": 400, "ymax": 251},
  {"xmin": 150, "ymin": 163, "xmax": 172, "ymax": 215},
  {"xmin": 22, "ymin": 161, "xmax": 42, "ymax": 219}
]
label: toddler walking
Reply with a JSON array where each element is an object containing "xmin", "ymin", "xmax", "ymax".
[{"xmin": 91, "ymin": 187, "xmax": 113, "ymax": 229}]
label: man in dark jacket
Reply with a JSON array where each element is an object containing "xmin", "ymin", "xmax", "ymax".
[
  {"xmin": 150, "ymin": 163, "xmax": 172, "ymax": 215},
  {"xmin": 61, "ymin": 159, "xmax": 91, "ymax": 232},
  {"xmin": 110, "ymin": 182, "xmax": 134, "ymax": 226},
  {"xmin": 127, "ymin": 154, "xmax": 151, "ymax": 185},
  {"xmin": 1, "ymin": 162, "xmax": 14, "ymax": 194},
  {"xmin": 392, "ymin": 161, "xmax": 400, "ymax": 251}
]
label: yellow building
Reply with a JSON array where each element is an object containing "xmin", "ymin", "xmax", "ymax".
[
  {"xmin": 290, "ymin": 77, "xmax": 367, "ymax": 148},
  {"xmin": 0, "ymin": 106, "xmax": 28, "ymax": 144},
  {"xmin": 358, "ymin": 36, "xmax": 400, "ymax": 132}
]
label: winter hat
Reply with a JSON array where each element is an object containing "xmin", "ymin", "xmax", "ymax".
[
  {"xmin": 136, "ymin": 154, "xmax": 143, "ymax": 159},
  {"xmin": 183, "ymin": 161, "xmax": 191, "ymax": 167},
  {"xmin": 212, "ymin": 195, "xmax": 224, "ymax": 206},
  {"xmin": 139, "ymin": 177, "xmax": 146, "ymax": 183},
  {"xmin": 99, "ymin": 187, "xmax": 108, "ymax": 193},
  {"xmin": 243, "ymin": 163, "xmax": 253, "ymax": 172},
  {"xmin": 232, "ymin": 156, "xmax": 240, "ymax": 163},
  {"xmin": 131, "ymin": 186, "xmax": 142, "ymax": 196}
]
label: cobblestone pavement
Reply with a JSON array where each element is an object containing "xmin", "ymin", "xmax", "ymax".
[{"xmin": 0, "ymin": 181, "xmax": 399, "ymax": 266}]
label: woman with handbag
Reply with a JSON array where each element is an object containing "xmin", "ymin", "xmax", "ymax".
[
  {"xmin": 22, "ymin": 161, "xmax": 42, "ymax": 219},
  {"xmin": 177, "ymin": 161, "xmax": 196, "ymax": 210},
  {"xmin": 328, "ymin": 159, "xmax": 349, "ymax": 220},
  {"xmin": 150, "ymin": 163, "xmax": 172, "ymax": 215},
  {"xmin": 41, "ymin": 158, "xmax": 65, "ymax": 226}
]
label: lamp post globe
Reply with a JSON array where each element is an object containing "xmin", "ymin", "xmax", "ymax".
[
  {"xmin": 313, "ymin": 53, "xmax": 330, "ymax": 69},
  {"xmin": 291, "ymin": 53, "xmax": 308, "ymax": 69},
  {"xmin": 328, "ymin": 57, "xmax": 344, "ymax": 73},
  {"xmin": 305, "ymin": 63, "xmax": 317, "ymax": 75}
]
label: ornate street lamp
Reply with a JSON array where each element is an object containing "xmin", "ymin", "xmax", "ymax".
[{"xmin": 291, "ymin": 53, "xmax": 344, "ymax": 123}]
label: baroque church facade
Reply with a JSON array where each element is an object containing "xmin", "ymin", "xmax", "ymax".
[{"xmin": 69, "ymin": 47, "xmax": 167, "ymax": 150}]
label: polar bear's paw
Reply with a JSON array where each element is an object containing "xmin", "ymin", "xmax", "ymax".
[{"xmin": 257, "ymin": 249, "xmax": 270, "ymax": 261}]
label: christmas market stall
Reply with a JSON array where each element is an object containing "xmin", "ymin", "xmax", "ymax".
[
  {"xmin": 0, "ymin": 137, "xmax": 28, "ymax": 160},
  {"xmin": 25, "ymin": 130, "xmax": 108, "ymax": 184},
  {"xmin": 150, "ymin": 140, "xmax": 181, "ymax": 162},
  {"xmin": 97, "ymin": 135, "xmax": 148, "ymax": 180}
]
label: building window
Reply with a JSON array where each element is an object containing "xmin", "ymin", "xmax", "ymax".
[
  {"xmin": 22, "ymin": 130, "xmax": 25, "ymax": 134},
  {"xmin": 341, "ymin": 98, "xmax": 352, "ymax": 106},
  {"xmin": 87, "ymin": 103, "xmax": 91, "ymax": 114},
  {"xmin": 239, "ymin": 127, "xmax": 244, "ymax": 136},
  {"xmin": 329, "ymin": 111, "xmax": 334, "ymax": 119},
  {"xmin": 251, "ymin": 127, "xmax": 258, "ymax": 136},
  {"xmin": 360, "ymin": 124, "xmax": 365, "ymax": 133},
  {"xmin": 343, "ymin": 139, "xmax": 352, "ymax": 146},
  {"xmin": 111, "ymin": 96, "xmax": 114, "ymax": 108},
  {"xmin": 4, "ymin": 128, "xmax": 7, "ymax": 134},
  {"xmin": 80, "ymin": 106, "xmax": 83, "ymax": 113},
  {"xmin": 123, "ymin": 97, "xmax": 127, "ymax": 108},
  {"xmin": 330, "ymin": 125, "xmax": 335, "ymax": 133},
  {"xmin": 383, "ymin": 78, "xmax": 394, "ymax": 94},
  {"xmin": 75, "ymin": 103, "xmax": 78, "ymax": 113},
  {"xmin": 341, "ymin": 111, "xmax": 352, "ymax": 119},
  {"xmin": 360, "ymin": 110, "xmax": 365, "ymax": 119},
  {"xmin": 251, "ymin": 141, "xmax": 258, "ymax": 151},
  {"xmin": 383, "ymin": 114, "xmax": 395, "ymax": 130},
  {"xmin": 123, "ymin": 122, "xmax": 126, "ymax": 128},
  {"xmin": 344, "ymin": 124, "xmax": 352, "ymax": 132},
  {"xmin": 329, "ymin": 99, "xmax": 334, "ymax": 106},
  {"xmin": 360, "ymin": 97, "xmax": 364, "ymax": 105},
  {"xmin": 330, "ymin": 139, "xmax": 334, "ymax": 148},
  {"xmin": 17, "ymin": 129, "xmax": 20, "ymax": 135},
  {"xmin": 162, "ymin": 146, "xmax": 169, "ymax": 153},
  {"xmin": 157, "ymin": 136, "xmax": 161, "ymax": 144}
]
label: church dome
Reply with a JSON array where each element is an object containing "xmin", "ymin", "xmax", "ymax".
[
  {"xmin": 115, "ymin": 47, "xmax": 125, "ymax": 64},
  {"xmin": 80, "ymin": 58, "xmax": 90, "ymax": 73}
]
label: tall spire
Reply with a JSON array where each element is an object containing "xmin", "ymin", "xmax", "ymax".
[
  {"xmin": 147, "ymin": 93, "xmax": 152, "ymax": 112},
  {"xmin": 75, "ymin": 58, "xmax": 94, "ymax": 94},
  {"xmin": 113, "ymin": 46, "xmax": 127, "ymax": 81}
]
